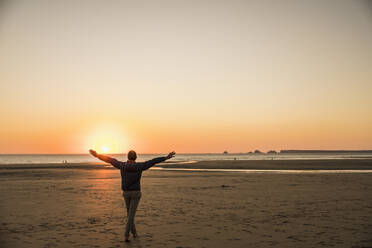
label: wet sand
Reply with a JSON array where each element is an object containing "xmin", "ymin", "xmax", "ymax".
[{"xmin": 0, "ymin": 161, "xmax": 372, "ymax": 247}]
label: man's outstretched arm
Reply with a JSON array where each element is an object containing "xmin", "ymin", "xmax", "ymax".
[{"xmin": 89, "ymin": 149, "xmax": 122, "ymax": 169}]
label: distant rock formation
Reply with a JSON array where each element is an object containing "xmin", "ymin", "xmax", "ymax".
[
  {"xmin": 280, "ymin": 150, "xmax": 372, "ymax": 154},
  {"xmin": 267, "ymin": 150, "xmax": 277, "ymax": 154},
  {"xmin": 254, "ymin": 150, "xmax": 262, "ymax": 154}
]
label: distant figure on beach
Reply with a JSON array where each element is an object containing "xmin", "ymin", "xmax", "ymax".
[{"xmin": 89, "ymin": 149, "xmax": 176, "ymax": 242}]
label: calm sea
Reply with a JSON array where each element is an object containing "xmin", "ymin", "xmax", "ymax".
[{"xmin": 1, "ymin": 153, "xmax": 372, "ymax": 164}]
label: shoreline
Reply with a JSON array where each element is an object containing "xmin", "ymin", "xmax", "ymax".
[
  {"xmin": 160, "ymin": 159, "xmax": 372, "ymax": 170},
  {"xmin": 0, "ymin": 158, "xmax": 372, "ymax": 170}
]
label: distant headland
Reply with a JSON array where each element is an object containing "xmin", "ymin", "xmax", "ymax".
[
  {"xmin": 280, "ymin": 150, "xmax": 372, "ymax": 154},
  {"xmin": 222, "ymin": 150, "xmax": 372, "ymax": 154}
]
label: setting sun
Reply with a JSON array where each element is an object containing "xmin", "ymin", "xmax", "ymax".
[
  {"xmin": 102, "ymin": 146, "xmax": 109, "ymax": 153},
  {"xmin": 84, "ymin": 123, "xmax": 128, "ymax": 154}
]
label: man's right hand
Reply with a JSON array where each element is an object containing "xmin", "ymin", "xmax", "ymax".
[
  {"xmin": 89, "ymin": 149, "xmax": 98, "ymax": 157},
  {"xmin": 166, "ymin": 151, "xmax": 176, "ymax": 159}
]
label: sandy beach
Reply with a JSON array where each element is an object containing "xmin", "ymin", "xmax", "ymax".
[{"xmin": 1, "ymin": 160, "xmax": 372, "ymax": 248}]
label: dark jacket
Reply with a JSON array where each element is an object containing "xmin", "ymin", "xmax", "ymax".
[{"xmin": 110, "ymin": 157, "xmax": 166, "ymax": 191}]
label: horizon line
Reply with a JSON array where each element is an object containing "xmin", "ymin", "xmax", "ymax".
[{"xmin": 1, "ymin": 149, "xmax": 372, "ymax": 155}]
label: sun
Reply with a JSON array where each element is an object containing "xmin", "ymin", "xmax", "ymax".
[
  {"xmin": 85, "ymin": 123, "xmax": 129, "ymax": 154},
  {"xmin": 102, "ymin": 146, "xmax": 109, "ymax": 153}
]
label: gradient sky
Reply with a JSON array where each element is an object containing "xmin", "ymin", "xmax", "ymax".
[{"xmin": 0, "ymin": 0, "xmax": 371, "ymax": 153}]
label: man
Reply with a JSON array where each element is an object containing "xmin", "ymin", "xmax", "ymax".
[{"xmin": 89, "ymin": 149, "xmax": 176, "ymax": 242}]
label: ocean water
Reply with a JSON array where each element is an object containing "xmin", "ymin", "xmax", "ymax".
[{"xmin": 1, "ymin": 152, "xmax": 372, "ymax": 164}]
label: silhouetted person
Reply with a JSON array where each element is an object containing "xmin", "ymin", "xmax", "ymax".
[{"xmin": 89, "ymin": 149, "xmax": 175, "ymax": 242}]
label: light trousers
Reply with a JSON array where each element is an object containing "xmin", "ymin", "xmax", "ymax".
[{"xmin": 122, "ymin": 190, "xmax": 141, "ymax": 238}]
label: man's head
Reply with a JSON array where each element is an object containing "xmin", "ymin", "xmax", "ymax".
[{"xmin": 127, "ymin": 150, "xmax": 137, "ymax": 161}]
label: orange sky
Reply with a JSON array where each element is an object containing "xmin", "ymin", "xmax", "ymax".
[{"xmin": 0, "ymin": 0, "xmax": 371, "ymax": 154}]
